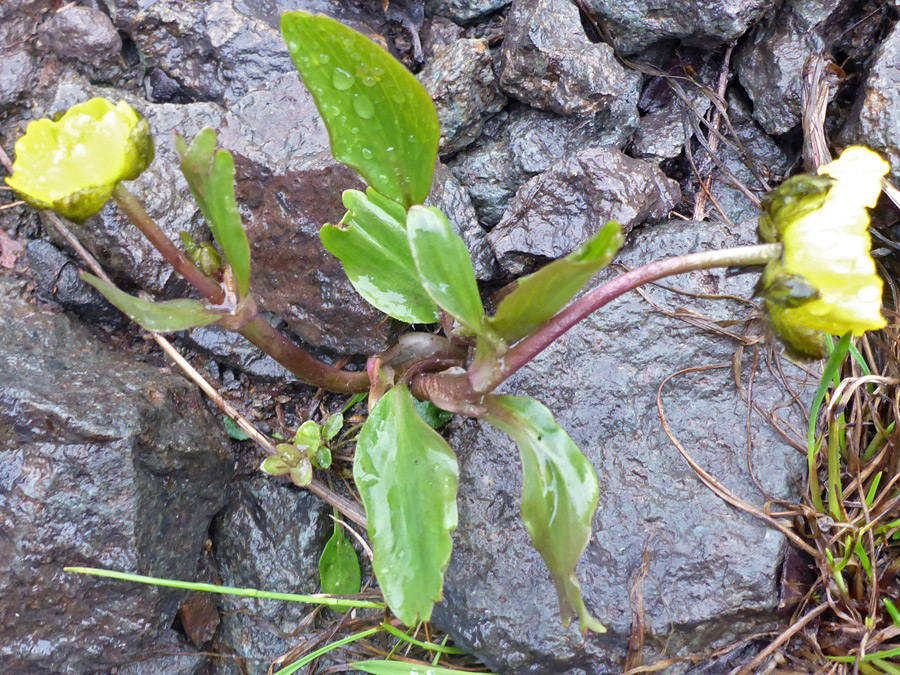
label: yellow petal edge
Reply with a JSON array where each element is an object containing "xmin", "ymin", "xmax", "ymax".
[
  {"xmin": 765, "ymin": 146, "xmax": 888, "ymax": 347},
  {"xmin": 5, "ymin": 98, "xmax": 154, "ymax": 222}
]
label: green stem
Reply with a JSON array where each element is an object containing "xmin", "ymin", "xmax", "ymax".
[
  {"xmin": 112, "ymin": 184, "xmax": 369, "ymax": 394},
  {"xmin": 472, "ymin": 243, "xmax": 783, "ymax": 393}
]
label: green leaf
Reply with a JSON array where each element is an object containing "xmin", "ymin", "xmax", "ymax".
[
  {"xmin": 293, "ymin": 420, "xmax": 322, "ymax": 450},
  {"xmin": 176, "ymin": 128, "xmax": 251, "ymax": 296},
  {"xmin": 223, "ymin": 416, "xmax": 251, "ymax": 441},
  {"xmin": 484, "ymin": 395, "xmax": 605, "ymax": 633},
  {"xmin": 353, "ymin": 662, "xmax": 496, "ymax": 675},
  {"xmin": 321, "ymin": 190, "xmax": 439, "ymax": 324},
  {"xmin": 281, "ymin": 11, "xmax": 439, "ymax": 208},
  {"xmin": 407, "ymin": 206, "xmax": 485, "ymax": 334},
  {"xmin": 354, "ymin": 385, "xmax": 458, "ymax": 625},
  {"xmin": 323, "ymin": 413, "xmax": 344, "ymax": 441},
  {"xmin": 82, "ymin": 273, "xmax": 222, "ymax": 332},
  {"xmin": 488, "ymin": 222, "xmax": 624, "ymax": 343},
  {"xmin": 413, "ymin": 400, "xmax": 453, "ymax": 430},
  {"xmin": 319, "ymin": 522, "xmax": 362, "ymax": 597}
]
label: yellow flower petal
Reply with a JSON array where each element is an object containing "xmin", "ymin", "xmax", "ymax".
[
  {"xmin": 761, "ymin": 146, "xmax": 888, "ymax": 350},
  {"xmin": 5, "ymin": 98, "xmax": 154, "ymax": 222}
]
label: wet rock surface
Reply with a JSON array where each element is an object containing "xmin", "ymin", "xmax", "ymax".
[
  {"xmin": 37, "ymin": 5, "xmax": 123, "ymax": 81},
  {"xmin": 419, "ymin": 37, "xmax": 506, "ymax": 154},
  {"xmin": 583, "ymin": 0, "xmax": 778, "ymax": 55},
  {"xmin": 839, "ymin": 21, "xmax": 900, "ymax": 181},
  {"xmin": 209, "ymin": 477, "xmax": 331, "ymax": 675},
  {"xmin": 434, "ymin": 219, "xmax": 810, "ymax": 674},
  {"xmin": 0, "ymin": 275, "xmax": 233, "ymax": 674},
  {"xmin": 426, "ymin": 0, "xmax": 512, "ymax": 24},
  {"xmin": 488, "ymin": 146, "xmax": 680, "ymax": 274},
  {"xmin": 500, "ymin": 0, "xmax": 641, "ymax": 121}
]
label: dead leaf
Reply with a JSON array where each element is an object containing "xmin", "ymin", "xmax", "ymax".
[{"xmin": 0, "ymin": 229, "xmax": 23, "ymax": 269}]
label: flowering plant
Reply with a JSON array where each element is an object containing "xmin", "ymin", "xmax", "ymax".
[{"xmin": 5, "ymin": 98, "xmax": 153, "ymax": 222}]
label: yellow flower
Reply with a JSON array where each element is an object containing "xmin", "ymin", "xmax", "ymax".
[
  {"xmin": 760, "ymin": 146, "xmax": 888, "ymax": 356},
  {"xmin": 5, "ymin": 98, "xmax": 154, "ymax": 222}
]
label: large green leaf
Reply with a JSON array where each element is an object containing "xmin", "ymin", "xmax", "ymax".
[
  {"xmin": 321, "ymin": 189, "xmax": 439, "ymax": 323},
  {"xmin": 281, "ymin": 11, "xmax": 439, "ymax": 208},
  {"xmin": 82, "ymin": 273, "xmax": 222, "ymax": 332},
  {"xmin": 175, "ymin": 128, "xmax": 251, "ymax": 296},
  {"xmin": 488, "ymin": 222, "xmax": 624, "ymax": 343},
  {"xmin": 407, "ymin": 206, "xmax": 485, "ymax": 334},
  {"xmin": 484, "ymin": 395, "xmax": 605, "ymax": 633},
  {"xmin": 354, "ymin": 385, "xmax": 458, "ymax": 626}
]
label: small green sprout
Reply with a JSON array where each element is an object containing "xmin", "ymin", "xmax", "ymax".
[{"xmin": 5, "ymin": 98, "xmax": 153, "ymax": 221}]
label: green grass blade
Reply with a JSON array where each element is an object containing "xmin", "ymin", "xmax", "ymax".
[
  {"xmin": 64, "ymin": 567, "xmax": 384, "ymax": 609},
  {"xmin": 274, "ymin": 627, "xmax": 382, "ymax": 675},
  {"xmin": 379, "ymin": 622, "xmax": 465, "ymax": 655}
]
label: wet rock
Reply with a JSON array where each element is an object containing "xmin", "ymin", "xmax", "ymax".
[
  {"xmin": 115, "ymin": 631, "xmax": 209, "ymax": 675},
  {"xmin": 0, "ymin": 0, "xmax": 46, "ymax": 111},
  {"xmin": 188, "ymin": 322, "xmax": 295, "ymax": 381},
  {"xmin": 700, "ymin": 91, "xmax": 790, "ymax": 225},
  {"xmin": 434, "ymin": 219, "xmax": 809, "ymax": 674},
  {"xmin": 421, "ymin": 17, "xmax": 465, "ymax": 59},
  {"xmin": 0, "ymin": 51, "xmax": 37, "ymax": 110},
  {"xmin": 0, "ymin": 275, "xmax": 233, "ymax": 674},
  {"xmin": 425, "ymin": 0, "xmax": 512, "ymax": 24},
  {"xmin": 419, "ymin": 38, "xmax": 506, "ymax": 154},
  {"xmin": 633, "ymin": 86, "xmax": 712, "ymax": 163},
  {"xmin": 38, "ymin": 5, "xmax": 123, "ymax": 80},
  {"xmin": 25, "ymin": 239, "xmax": 123, "ymax": 326},
  {"xmin": 427, "ymin": 163, "xmax": 498, "ymax": 280},
  {"xmin": 448, "ymin": 103, "xmax": 637, "ymax": 227},
  {"xmin": 235, "ymin": 151, "xmax": 400, "ymax": 355},
  {"xmin": 734, "ymin": 0, "xmax": 858, "ymax": 136},
  {"xmin": 583, "ymin": 0, "xmax": 777, "ymax": 55},
  {"xmin": 488, "ymin": 146, "xmax": 680, "ymax": 274},
  {"xmin": 111, "ymin": 1, "xmax": 388, "ymax": 104},
  {"xmin": 210, "ymin": 477, "xmax": 332, "ymax": 675},
  {"xmin": 146, "ymin": 68, "xmax": 194, "ymax": 104},
  {"xmin": 500, "ymin": 0, "xmax": 641, "ymax": 118},
  {"xmin": 839, "ymin": 22, "xmax": 900, "ymax": 181}
]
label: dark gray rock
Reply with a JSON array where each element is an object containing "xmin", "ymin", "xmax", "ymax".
[
  {"xmin": 25, "ymin": 239, "xmax": 123, "ymax": 325},
  {"xmin": 421, "ymin": 16, "xmax": 465, "ymax": 59},
  {"xmin": 38, "ymin": 5, "xmax": 123, "ymax": 79},
  {"xmin": 188, "ymin": 322, "xmax": 295, "ymax": 381},
  {"xmin": 735, "ymin": 0, "xmax": 857, "ymax": 136},
  {"xmin": 839, "ymin": 22, "xmax": 900, "ymax": 181},
  {"xmin": 448, "ymin": 103, "xmax": 637, "ymax": 227},
  {"xmin": 583, "ymin": 0, "xmax": 777, "ymax": 55},
  {"xmin": 0, "ymin": 1, "xmax": 50, "ymax": 110},
  {"xmin": 110, "ymin": 0, "xmax": 388, "ymax": 104},
  {"xmin": 488, "ymin": 146, "xmax": 681, "ymax": 274},
  {"xmin": 702, "ymin": 91, "xmax": 791, "ymax": 225},
  {"xmin": 427, "ymin": 163, "xmax": 498, "ymax": 280},
  {"xmin": 114, "ymin": 630, "xmax": 209, "ymax": 675},
  {"xmin": 434, "ymin": 219, "xmax": 809, "ymax": 674},
  {"xmin": 419, "ymin": 38, "xmax": 506, "ymax": 154},
  {"xmin": 0, "ymin": 275, "xmax": 233, "ymax": 674},
  {"xmin": 425, "ymin": 0, "xmax": 512, "ymax": 24},
  {"xmin": 210, "ymin": 477, "xmax": 332, "ymax": 675},
  {"xmin": 500, "ymin": 0, "xmax": 641, "ymax": 119},
  {"xmin": 633, "ymin": 86, "xmax": 712, "ymax": 163}
]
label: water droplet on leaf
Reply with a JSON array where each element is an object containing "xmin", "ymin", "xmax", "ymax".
[
  {"xmin": 353, "ymin": 95, "xmax": 375, "ymax": 119},
  {"xmin": 332, "ymin": 68, "xmax": 354, "ymax": 90}
]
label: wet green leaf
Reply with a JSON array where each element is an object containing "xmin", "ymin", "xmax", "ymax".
[
  {"xmin": 261, "ymin": 456, "xmax": 291, "ymax": 476},
  {"xmin": 413, "ymin": 400, "xmax": 453, "ymax": 430},
  {"xmin": 223, "ymin": 416, "xmax": 251, "ymax": 441},
  {"xmin": 323, "ymin": 413, "xmax": 344, "ymax": 441},
  {"xmin": 176, "ymin": 128, "xmax": 251, "ymax": 296},
  {"xmin": 289, "ymin": 457, "xmax": 313, "ymax": 487},
  {"xmin": 82, "ymin": 273, "xmax": 222, "ymax": 332},
  {"xmin": 281, "ymin": 11, "xmax": 439, "ymax": 208},
  {"xmin": 319, "ymin": 522, "xmax": 362, "ymax": 598},
  {"xmin": 488, "ymin": 222, "xmax": 624, "ymax": 343},
  {"xmin": 293, "ymin": 420, "xmax": 322, "ymax": 450},
  {"xmin": 354, "ymin": 385, "xmax": 458, "ymax": 626},
  {"xmin": 484, "ymin": 395, "xmax": 605, "ymax": 633},
  {"xmin": 312, "ymin": 445, "xmax": 332, "ymax": 470},
  {"xmin": 321, "ymin": 190, "xmax": 439, "ymax": 324},
  {"xmin": 407, "ymin": 206, "xmax": 485, "ymax": 334}
]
